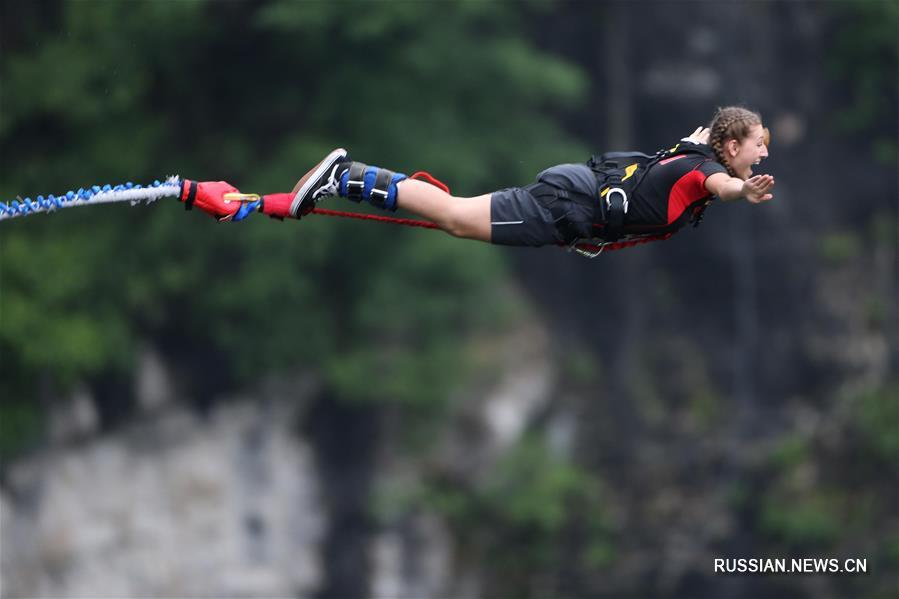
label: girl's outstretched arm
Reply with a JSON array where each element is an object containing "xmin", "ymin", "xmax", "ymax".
[{"xmin": 705, "ymin": 172, "xmax": 775, "ymax": 203}]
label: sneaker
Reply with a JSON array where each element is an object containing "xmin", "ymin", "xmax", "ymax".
[{"xmin": 290, "ymin": 148, "xmax": 349, "ymax": 217}]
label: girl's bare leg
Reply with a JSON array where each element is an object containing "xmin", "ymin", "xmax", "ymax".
[{"xmin": 395, "ymin": 179, "xmax": 492, "ymax": 242}]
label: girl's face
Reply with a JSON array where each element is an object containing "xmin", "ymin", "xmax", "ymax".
[{"xmin": 726, "ymin": 123, "xmax": 769, "ymax": 179}]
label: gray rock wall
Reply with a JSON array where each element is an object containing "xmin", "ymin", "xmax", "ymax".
[{"xmin": 2, "ymin": 399, "xmax": 325, "ymax": 598}]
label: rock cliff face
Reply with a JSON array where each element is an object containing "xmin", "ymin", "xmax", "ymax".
[
  {"xmin": 2, "ymin": 392, "xmax": 326, "ymax": 598},
  {"xmin": 2, "ymin": 321, "xmax": 557, "ymax": 598}
]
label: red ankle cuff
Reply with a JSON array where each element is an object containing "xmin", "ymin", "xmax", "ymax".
[{"xmin": 261, "ymin": 193, "xmax": 294, "ymax": 219}]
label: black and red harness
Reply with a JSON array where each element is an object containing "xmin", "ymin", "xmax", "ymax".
[{"xmin": 569, "ymin": 143, "xmax": 720, "ymax": 257}]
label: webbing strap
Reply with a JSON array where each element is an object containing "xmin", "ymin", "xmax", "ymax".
[
  {"xmin": 184, "ymin": 180, "xmax": 198, "ymax": 211},
  {"xmin": 346, "ymin": 162, "xmax": 367, "ymax": 202},
  {"xmin": 603, "ymin": 186, "xmax": 627, "ymax": 241},
  {"xmin": 370, "ymin": 168, "xmax": 394, "ymax": 209}
]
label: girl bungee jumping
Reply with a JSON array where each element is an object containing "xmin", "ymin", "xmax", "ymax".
[{"xmin": 181, "ymin": 106, "xmax": 773, "ymax": 254}]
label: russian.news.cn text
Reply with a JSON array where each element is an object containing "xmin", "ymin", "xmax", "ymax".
[{"xmin": 714, "ymin": 558, "xmax": 867, "ymax": 574}]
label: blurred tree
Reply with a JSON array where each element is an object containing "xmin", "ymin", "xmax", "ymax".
[
  {"xmin": 827, "ymin": 0, "xmax": 899, "ymax": 164},
  {"xmin": 0, "ymin": 0, "xmax": 586, "ymax": 443}
]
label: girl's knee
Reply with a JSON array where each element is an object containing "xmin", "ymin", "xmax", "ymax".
[
  {"xmin": 443, "ymin": 200, "xmax": 471, "ymax": 238},
  {"xmin": 443, "ymin": 196, "xmax": 491, "ymax": 241}
]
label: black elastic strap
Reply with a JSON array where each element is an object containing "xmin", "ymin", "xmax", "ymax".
[
  {"xmin": 184, "ymin": 180, "xmax": 198, "ymax": 211},
  {"xmin": 604, "ymin": 186, "xmax": 626, "ymax": 241},
  {"xmin": 346, "ymin": 162, "xmax": 367, "ymax": 202},
  {"xmin": 370, "ymin": 168, "xmax": 394, "ymax": 208}
]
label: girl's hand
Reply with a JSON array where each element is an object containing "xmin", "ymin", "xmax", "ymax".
[
  {"xmin": 741, "ymin": 174, "xmax": 775, "ymax": 204},
  {"xmin": 682, "ymin": 126, "xmax": 710, "ymax": 145}
]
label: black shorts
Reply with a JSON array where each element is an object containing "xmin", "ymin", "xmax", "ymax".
[{"xmin": 490, "ymin": 163, "xmax": 598, "ymax": 247}]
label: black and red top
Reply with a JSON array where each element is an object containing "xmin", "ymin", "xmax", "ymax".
[
  {"xmin": 623, "ymin": 151, "xmax": 728, "ymax": 234},
  {"xmin": 531, "ymin": 144, "xmax": 730, "ymax": 250}
]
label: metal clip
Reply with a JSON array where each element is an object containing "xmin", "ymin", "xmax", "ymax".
[
  {"xmin": 346, "ymin": 178, "xmax": 365, "ymax": 198},
  {"xmin": 604, "ymin": 187, "xmax": 628, "ymax": 213},
  {"xmin": 569, "ymin": 240, "xmax": 607, "ymax": 259},
  {"xmin": 223, "ymin": 193, "xmax": 261, "ymax": 204}
]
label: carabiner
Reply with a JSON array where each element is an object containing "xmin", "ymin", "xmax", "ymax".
[
  {"xmin": 569, "ymin": 240, "xmax": 607, "ymax": 259},
  {"xmin": 222, "ymin": 192, "xmax": 261, "ymax": 204}
]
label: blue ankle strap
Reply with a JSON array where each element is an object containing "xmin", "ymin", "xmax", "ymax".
[{"xmin": 339, "ymin": 163, "xmax": 407, "ymax": 211}]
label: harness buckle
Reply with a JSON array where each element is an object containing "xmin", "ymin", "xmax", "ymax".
[
  {"xmin": 347, "ymin": 178, "xmax": 365, "ymax": 200},
  {"xmin": 369, "ymin": 187, "xmax": 389, "ymax": 204},
  {"xmin": 346, "ymin": 162, "xmax": 368, "ymax": 202},
  {"xmin": 604, "ymin": 187, "xmax": 628, "ymax": 213}
]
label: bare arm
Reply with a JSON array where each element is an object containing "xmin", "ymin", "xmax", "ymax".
[{"xmin": 705, "ymin": 172, "xmax": 775, "ymax": 203}]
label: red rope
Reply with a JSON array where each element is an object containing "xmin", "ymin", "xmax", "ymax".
[
  {"xmin": 409, "ymin": 171, "xmax": 451, "ymax": 193},
  {"xmin": 310, "ymin": 207, "xmax": 440, "ymax": 229}
]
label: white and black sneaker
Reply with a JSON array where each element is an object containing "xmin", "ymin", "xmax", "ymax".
[{"xmin": 290, "ymin": 148, "xmax": 349, "ymax": 217}]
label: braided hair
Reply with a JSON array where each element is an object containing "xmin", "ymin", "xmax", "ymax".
[{"xmin": 708, "ymin": 106, "xmax": 768, "ymax": 177}]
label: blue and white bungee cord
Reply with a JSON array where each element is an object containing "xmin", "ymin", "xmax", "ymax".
[{"xmin": 0, "ymin": 176, "xmax": 182, "ymax": 221}]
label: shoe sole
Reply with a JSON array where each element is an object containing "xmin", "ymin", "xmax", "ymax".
[{"xmin": 290, "ymin": 148, "xmax": 348, "ymax": 217}]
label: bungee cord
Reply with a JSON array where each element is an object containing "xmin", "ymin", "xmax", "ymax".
[{"xmin": 0, "ymin": 177, "xmax": 183, "ymax": 221}]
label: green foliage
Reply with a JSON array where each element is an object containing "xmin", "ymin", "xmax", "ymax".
[
  {"xmin": 817, "ymin": 230, "xmax": 862, "ymax": 265},
  {"xmin": 761, "ymin": 434, "xmax": 842, "ymax": 548},
  {"xmin": 252, "ymin": 0, "xmax": 588, "ymax": 192},
  {"xmin": 725, "ymin": 479, "xmax": 750, "ymax": 509},
  {"xmin": 760, "ymin": 495, "xmax": 841, "ymax": 547},
  {"xmin": 854, "ymin": 383, "xmax": 899, "ymax": 464},
  {"xmin": 688, "ymin": 389, "xmax": 721, "ymax": 430},
  {"xmin": 481, "ymin": 437, "xmax": 617, "ymax": 585},
  {"xmin": 484, "ymin": 436, "xmax": 591, "ymax": 532},
  {"xmin": 887, "ymin": 534, "xmax": 899, "ymax": 565},
  {"xmin": 325, "ymin": 233, "xmax": 509, "ymax": 407},
  {"xmin": 0, "ymin": 400, "xmax": 43, "ymax": 464},
  {"xmin": 769, "ymin": 435, "xmax": 810, "ymax": 470},
  {"xmin": 827, "ymin": 1, "xmax": 899, "ymax": 164},
  {"xmin": 864, "ymin": 297, "xmax": 887, "ymax": 330},
  {"xmin": 419, "ymin": 436, "xmax": 615, "ymax": 591},
  {"xmin": 870, "ymin": 211, "xmax": 897, "ymax": 247},
  {"xmin": 560, "ymin": 347, "xmax": 602, "ymax": 389},
  {"xmin": 0, "ymin": 0, "xmax": 585, "ymax": 454},
  {"xmin": 1, "ymin": 218, "xmax": 134, "ymax": 388}
]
